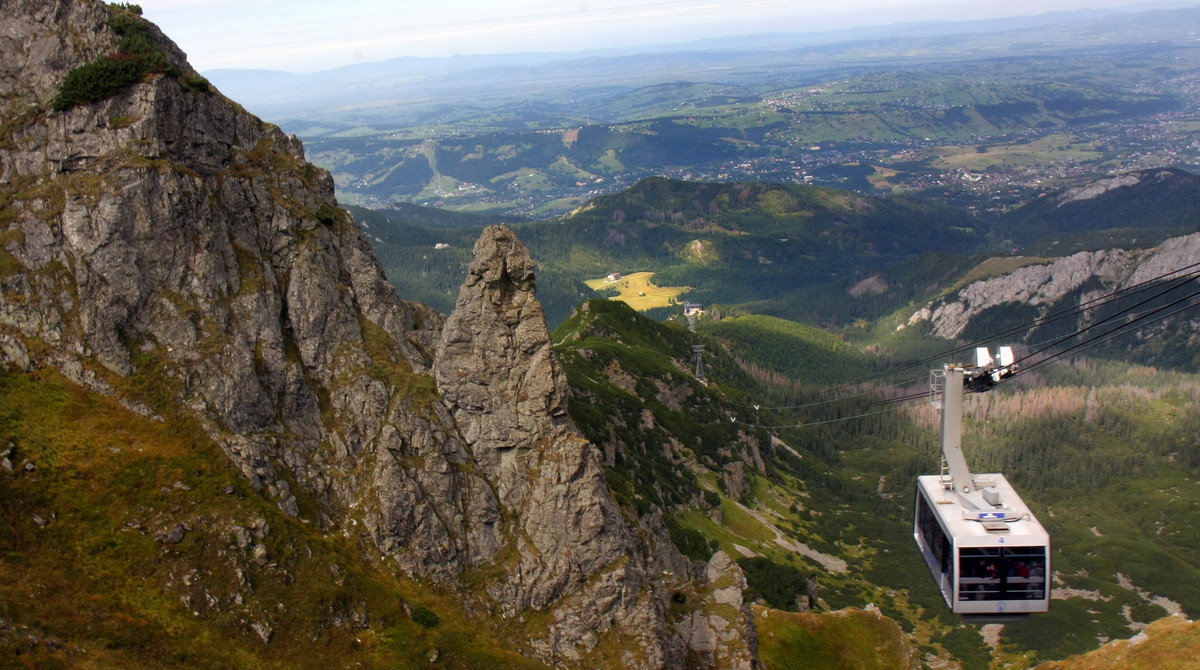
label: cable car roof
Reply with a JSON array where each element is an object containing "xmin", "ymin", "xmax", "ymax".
[{"xmin": 917, "ymin": 473, "xmax": 1049, "ymax": 546}]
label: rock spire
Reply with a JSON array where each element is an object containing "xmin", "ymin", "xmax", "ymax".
[{"xmin": 0, "ymin": 2, "xmax": 756, "ymax": 665}]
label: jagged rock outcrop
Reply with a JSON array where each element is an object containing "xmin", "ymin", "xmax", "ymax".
[
  {"xmin": 432, "ymin": 225, "xmax": 670, "ymax": 663},
  {"xmin": 676, "ymin": 552, "xmax": 759, "ymax": 670},
  {"xmin": 907, "ymin": 233, "xmax": 1200, "ymax": 340},
  {"xmin": 1056, "ymin": 173, "xmax": 1144, "ymax": 207},
  {"xmin": 1, "ymin": 0, "xmax": 470, "ymax": 534},
  {"xmin": 0, "ymin": 1, "xmax": 757, "ymax": 666}
]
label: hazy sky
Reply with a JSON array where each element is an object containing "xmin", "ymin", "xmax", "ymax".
[{"xmin": 136, "ymin": 0, "xmax": 1190, "ymax": 73}]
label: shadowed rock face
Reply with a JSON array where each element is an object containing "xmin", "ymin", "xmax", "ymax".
[
  {"xmin": 434, "ymin": 227, "xmax": 664, "ymax": 658},
  {"xmin": 907, "ymin": 232, "xmax": 1200, "ymax": 340},
  {"xmin": 0, "ymin": 2, "xmax": 758, "ymax": 666}
]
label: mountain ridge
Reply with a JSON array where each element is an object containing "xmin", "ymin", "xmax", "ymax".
[
  {"xmin": 359, "ymin": 168, "xmax": 1200, "ymax": 332},
  {"xmin": 0, "ymin": 2, "xmax": 757, "ymax": 666},
  {"xmin": 906, "ymin": 232, "xmax": 1200, "ymax": 369}
]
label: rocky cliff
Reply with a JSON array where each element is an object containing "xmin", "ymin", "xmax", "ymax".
[
  {"xmin": 906, "ymin": 233, "xmax": 1200, "ymax": 343},
  {"xmin": 0, "ymin": 1, "xmax": 756, "ymax": 666}
]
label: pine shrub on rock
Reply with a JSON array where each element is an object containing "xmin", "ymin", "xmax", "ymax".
[
  {"xmin": 51, "ymin": 7, "xmax": 178, "ymax": 111},
  {"xmin": 411, "ymin": 606, "xmax": 439, "ymax": 629}
]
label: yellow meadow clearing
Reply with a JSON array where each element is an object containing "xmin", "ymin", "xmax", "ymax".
[{"xmin": 585, "ymin": 271, "xmax": 691, "ymax": 311}]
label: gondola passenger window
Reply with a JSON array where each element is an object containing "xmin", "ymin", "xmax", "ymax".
[
  {"xmin": 958, "ymin": 546, "xmax": 1046, "ymax": 601},
  {"xmin": 916, "ymin": 494, "xmax": 952, "ymax": 577}
]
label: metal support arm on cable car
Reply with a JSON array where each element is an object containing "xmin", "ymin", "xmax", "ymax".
[{"xmin": 934, "ymin": 347, "xmax": 1018, "ymax": 513}]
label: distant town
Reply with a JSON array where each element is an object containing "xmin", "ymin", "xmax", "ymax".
[{"xmin": 392, "ymin": 88, "xmax": 1200, "ymax": 218}]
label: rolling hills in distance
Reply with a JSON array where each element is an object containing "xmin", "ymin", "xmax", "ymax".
[
  {"xmin": 207, "ymin": 5, "xmax": 1200, "ymax": 220},
  {"xmin": 355, "ymin": 168, "xmax": 1200, "ymax": 338}
]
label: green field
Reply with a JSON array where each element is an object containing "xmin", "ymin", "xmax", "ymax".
[
  {"xmin": 584, "ymin": 272, "xmax": 691, "ymax": 311},
  {"xmin": 929, "ymin": 134, "xmax": 1103, "ymax": 171}
]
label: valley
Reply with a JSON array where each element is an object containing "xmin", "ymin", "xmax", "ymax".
[
  {"xmin": 350, "ymin": 170, "xmax": 1200, "ymax": 667},
  {"xmin": 3, "ymin": 2, "xmax": 1200, "ymax": 669},
  {"xmin": 548, "ymin": 293, "xmax": 1200, "ymax": 667}
]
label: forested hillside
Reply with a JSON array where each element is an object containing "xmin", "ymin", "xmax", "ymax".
[
  {"xmin": 551, "ymin": 298, "xmax": 1200, "ymax": 668},
  {"xmin": 357, "ymin": 177, "xmax": 985, "ymax": 325},
  {"xmin": 357, "ymin": 169, "xmax": 1200, "ymax": 332},
  {"xmin": 1000, "ymin": 168, "xmax": 1200, "ymax": 251}
]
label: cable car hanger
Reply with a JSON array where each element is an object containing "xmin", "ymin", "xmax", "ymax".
[
  {"xmin": 932, "ymin": 346, "xmax": 1021, "ymax": 510},
  {"xmin": 915, "ymin": 346, "xmax": 1051, "ymax": 618}
]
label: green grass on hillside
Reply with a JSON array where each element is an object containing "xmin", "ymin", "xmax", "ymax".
[
  {"xmin": 1033, "ymin": 615, "xmax": 1200, "ymax": 670},
  {"xmin": 583, "ymin": 272, "xmax": 691, "ymax": 312},
  {"xmin": 754, "ymin": 606, "xmax": 921, "ymax": 670},
  {"xmin": 700, "ymin": 313, "xmax": 868, "ymax": 386},
  {"xmin": 0, "ymin": 367, "xmax": 543, "ymax": 669}
]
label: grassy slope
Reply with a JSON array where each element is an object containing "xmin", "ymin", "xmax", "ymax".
[
  {"xmin": 755, "ymin": 606, "xmax": 922, "ymax": 670},
  {"xmin": 1033, "ymin": 615, "xmax": 1200, "ymax": 670},
  {"xmin": 582, "ymin": 272, "xmax": 690, "ymax": 312},
  {"xmin": 554, "ymin": 299, "xmax": 972, "ymax": 665},
  {"xmin": 0, "ymin": 367, "xmax": 543, "ymax": 669}
]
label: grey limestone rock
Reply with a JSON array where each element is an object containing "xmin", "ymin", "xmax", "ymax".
[
  {"xmin": 1056, "ymin": 173, "xmax": 1143, "ymax": 206},
  {"xmin": 433, "ymin": 225, "xmax": 671, "ymax": 663},
  {"xmin": 675, "ymin": 552, "xmax": 759, "ymax": 670},
  {"xmin": 909, "ymin": 232, "xmax": 1200, "ymax": 341},
  {"xmin": 0, "ymin": 2, "xmax": 757, "ymax": 666}
]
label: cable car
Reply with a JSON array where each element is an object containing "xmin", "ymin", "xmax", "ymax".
[{"xmin": 913, "ymin": 348, "xmax": 1050, "ymax": 618}]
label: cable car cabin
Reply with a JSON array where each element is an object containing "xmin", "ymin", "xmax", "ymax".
[
  {"xmin": 914, "ymin": 350, "xmax": 1050, "ymax": 618},
  {"xmin": 914, "ymin": 474, "xmax": 1050, "ymax": 616}
]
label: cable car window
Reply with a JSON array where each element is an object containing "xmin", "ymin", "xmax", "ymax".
[
  {"xmin": 1004, "ymin": 546, "xmax": 1047, "ymax": 600},
  {"xmin": 958, "ymin": 546, "xmax": 1046, "ymax": 601},
  {"xmin": 916, "ymin": 494, "xmax": 952, "ymax": 577}
]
